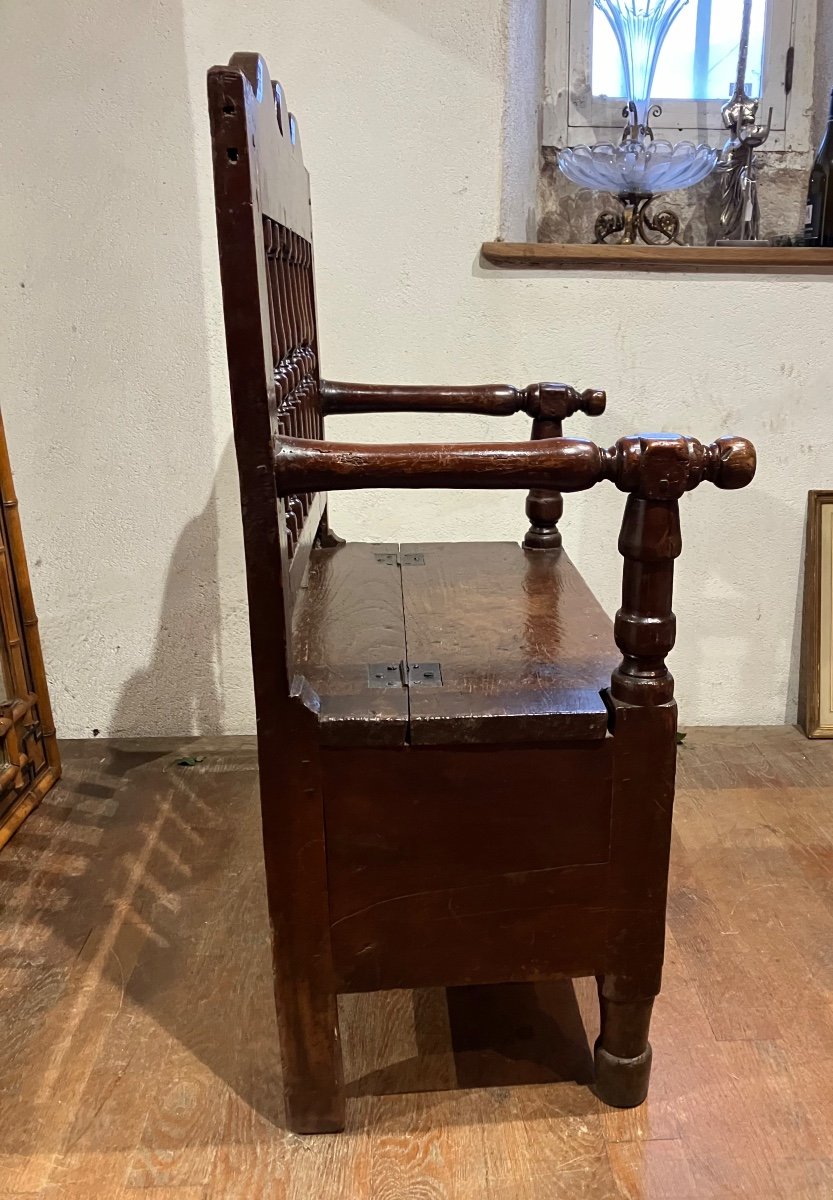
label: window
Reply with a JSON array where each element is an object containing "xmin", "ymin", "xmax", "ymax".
[{"xmin": 544, "ymin": 0, "xmax": 814, "ymax": 153}]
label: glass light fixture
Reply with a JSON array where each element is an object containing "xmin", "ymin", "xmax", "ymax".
[
  {"xmin": 558, "ymin": 0, "xmax": 719, "ymax": 245},
  {"xmin": 595, "ymin": 0, "xmax": 689, "ymax": 133}
]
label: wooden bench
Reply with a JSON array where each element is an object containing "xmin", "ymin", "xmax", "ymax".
[{"xmin": 208, "ymin": 53, "xmax": 756, "ymax": 1134}]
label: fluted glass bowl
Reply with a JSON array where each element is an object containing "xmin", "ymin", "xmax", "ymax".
[{"xmin": 558, "ymin": 139, "xmax": 718, "ymax": 197}]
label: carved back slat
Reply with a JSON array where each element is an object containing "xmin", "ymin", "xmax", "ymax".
[{"xmin": 208, "ymin": 53, "xmax": 326, "ymax": 691}]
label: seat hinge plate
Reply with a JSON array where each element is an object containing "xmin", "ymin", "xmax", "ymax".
[
  {"xmin": 406, "ymin": 662, "xmax": 443, "ymax": 687},
  {"xmin": 367, "ymin": 661, "xmax": 443, "ymax": 688},
  {"xmin": 374, "ymin": 552, "xmax": 426, "ymax": 566},
  {"xmin": 368, "ymin": 662, "xmax": 405, "ymax": 688}
]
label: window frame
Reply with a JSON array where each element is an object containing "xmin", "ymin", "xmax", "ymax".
[{"xmin": 544, "ymin": 0, "xmax": 817, "ymax": 154}]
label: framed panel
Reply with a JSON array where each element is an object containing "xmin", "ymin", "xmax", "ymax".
[
  {"xmin": 0, "ymin": 408, "xmax": 60, "ymax": 848},
  {"xmin": 799, "ymin": 491, "xmax": 833, "ymax": 738}
]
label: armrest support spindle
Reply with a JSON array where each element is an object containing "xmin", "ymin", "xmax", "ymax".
[{"xmin": 320, "ymin": 380, "xmax": 607, "ymax": 420}]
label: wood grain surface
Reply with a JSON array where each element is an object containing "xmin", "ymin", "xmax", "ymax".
[
  {"xmin": 400, "ymin": 543, "xmax": 613, "ymax": 744},
  {"xmin": 291, "ymin": 542, "xmax": 615, "ymax": 745},
  {"xmin": 481, "ymin": 241, "xmax": 833, "ymax": 273},
  {"xmin": 325, "ymin": 741, "xmax": 612, "ymax": 992},
  {"xmin": 3, "ymin": 730, "xmax": 833, "ymax": 1198},
  {"xmin": 292, "ymin": 543, "xmax": 408, "ymax": 745}
]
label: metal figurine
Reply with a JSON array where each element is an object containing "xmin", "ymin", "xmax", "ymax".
[{"xmin": 717, "ymin": 0, "xmax": 773, "ymax": 244}]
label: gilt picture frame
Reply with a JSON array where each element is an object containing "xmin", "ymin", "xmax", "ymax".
[{"xmin": 799, "ymin": 491, "xmax": 833, "ymax": 738}]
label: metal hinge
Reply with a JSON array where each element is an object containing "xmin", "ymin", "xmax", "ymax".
[
  {"xmin": 374, "ymin": 552, "xmax": 426, "ymax": 566},
  {"xmin": 368, "ymin": 662, "xmax": 405, "ymax": 688},
  {"xmin": 367, "ymin": 660, "xmax": 443, "ymax": 688},
  {"xmin": 785, "ymin": 46, "xmax": 794, "ymax": 95},
  {"xmin": 406, "ymin": 662, "xmax": 443, "ymax": 687}
]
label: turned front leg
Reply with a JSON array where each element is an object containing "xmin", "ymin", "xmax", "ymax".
[
  {"xmin": 595, "ymin": 978, "xmax": 655, "ymax": 1108},
  {"xmin": 597, "ymin": 448, "xmax": 684, "ymax": 1108}
]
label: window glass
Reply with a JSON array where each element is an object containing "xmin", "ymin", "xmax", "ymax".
[{"xmin": 592, "ymin": 0, "xmax": 767, "ymax": 102}]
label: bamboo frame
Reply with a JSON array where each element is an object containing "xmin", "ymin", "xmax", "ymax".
[{"xmin": 0, "ymin": 407, "xmax": 60, "ymax": 849}]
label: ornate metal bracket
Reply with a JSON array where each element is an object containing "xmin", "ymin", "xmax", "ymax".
[
  {"xmin": 620, "ymin": 101, "xmax": 663, "ymax": 145},
  {"xmin": 595, "ymin": 194, "xmax": 681, "ymax": 247}
]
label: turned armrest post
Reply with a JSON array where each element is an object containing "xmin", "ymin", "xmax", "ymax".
[
  {"xmin": 523, "ymin": 384, "xmax": 606, "ymax": 552},
  {"xmin": 606, "ymin": 432, "xmax": 756, "ymax": 705},
  {"xmin": 524, "ymin": 417, "xmax": 564, "ymax": 551},
  {"xmin": 610, "ymin": 495, "xmax": 682, "ymax": 706}
]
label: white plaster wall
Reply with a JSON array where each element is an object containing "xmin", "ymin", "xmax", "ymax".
[{"xmin": 2, "ymin": 0, "xmax": 832, "ymax": 736}]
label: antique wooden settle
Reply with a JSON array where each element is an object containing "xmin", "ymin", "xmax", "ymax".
[{"xmin": 208, "ymin": 53, "xmax": 756, "ymax": 1134}]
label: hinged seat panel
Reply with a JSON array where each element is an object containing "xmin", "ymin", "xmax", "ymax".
[
  {"xmin": 292, "ymin": 542, "xmax": 409, "ymax": 745},
  {"xmin": 292, "ymin": 541, "xmax": 614, "ymax": 746},
  {"xmin": 401, "ymin": 542, "xmax": 613, "ymax": 744}
]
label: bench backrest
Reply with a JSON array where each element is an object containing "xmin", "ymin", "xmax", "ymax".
[{"xmin": 208, "ymin": 53, "xmax": 324, "ymax": 691}]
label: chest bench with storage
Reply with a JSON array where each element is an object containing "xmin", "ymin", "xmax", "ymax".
[{"xmin": 208, "ymin": 52, "xmax": 756, "ymax": 1133}]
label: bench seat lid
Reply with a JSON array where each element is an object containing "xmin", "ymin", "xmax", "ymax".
[{"xmin": 292, "ymin": 542, "xmax": 614, "ymax": 747}]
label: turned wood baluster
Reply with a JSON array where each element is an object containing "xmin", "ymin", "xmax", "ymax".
[
  {"xmin": 596, "ymin": 434, "xmax": 687, "ymax": 1108},
  {"xmin": 301, "ymin": 242, "xmax": 324, "ymax": 440},
  {"xmin": 609, "ymin": 492, "xmax": 681, "ymax": 705},
  {"xmin": 278, "ymin": 226, "xmax": 302, "ymax": 390},
  {"xmin": 291, "ymin": 235, "xmax": 314, "ymax": 515},
  {"xmin": 264, "ymin": 220, "xmax": 299, "ymax": 553},
  {"xmin": 524, "ymin": 414, "xmax": 565, "ymax": 551},
  {"xmin": 279, "ymin": 227, "xmax": 308, "ymax": 540},
  {"xmin": 602, "ymin": 432, "xmax": 750, "ymax": 704},
  {"xmin": 262, "ymin": 219, "xmax": 281, "ymax": 372},
  {"xmin": 523, "ymin": 385, "xmax": 606, "ymax": 551},
  {"xmin": 272, "ymin": 223, "xmax": 293, "ymax": 399},
  {"xmin": 284, "ymin": 230, "xmax": 310, "ymax": 527}
]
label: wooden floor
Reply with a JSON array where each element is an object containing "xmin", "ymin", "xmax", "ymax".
[{"xmin": 2, "ymin": 729, "xmax": 833, "ymax": 1198}]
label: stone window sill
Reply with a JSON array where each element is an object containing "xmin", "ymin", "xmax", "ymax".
[{"xmin": 481, "ymin": 242, "xmax": 833, "ymax": 273}]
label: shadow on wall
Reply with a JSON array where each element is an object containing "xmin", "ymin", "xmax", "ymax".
[{"xmin": 110, "ymin": 440, "xmax": 242, "ymax": 738}]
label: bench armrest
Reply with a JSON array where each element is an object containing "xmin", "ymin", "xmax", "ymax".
[
  {"xmin": 320, "ymin": 380, "xmax": 607, "ymax": 421},
  {"xmin": 274, "ymin": 434, "xmax": 755, "ymax": 498}
]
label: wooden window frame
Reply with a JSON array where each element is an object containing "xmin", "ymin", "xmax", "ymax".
[{"xmin": 544, "ymin": 0, "xmax": 818, "ymax": 154}]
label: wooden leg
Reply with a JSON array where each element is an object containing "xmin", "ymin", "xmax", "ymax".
[
  {"xmin": 272, "ymin": 969, "xmax": 344, "ymax": 1133},
  {"xmin": 594, "ymin": 978, "xmax": 654, "ymax": 1108},
  {"xmin": 260, "ymin": 688, "xmax": 345, "ymax": 1133},
  {"xmin": 593, "ymin": 487, "xmax": 681, "ymax": 1111}
]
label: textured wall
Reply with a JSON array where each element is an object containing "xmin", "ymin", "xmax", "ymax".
[
  {"xmin": 2, "ymin": 0, "xmax": 832, "ymax": 735},
  {"xmin": 538, "ymin": 152, "xmax": 810, "ymax": 246}
]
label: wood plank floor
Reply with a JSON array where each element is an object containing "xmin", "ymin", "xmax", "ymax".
[{"xmin": 1, "ymin": 728, "xmax": 833, "ymax": 1198}]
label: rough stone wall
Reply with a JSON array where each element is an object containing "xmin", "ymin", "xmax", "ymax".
[{"xmin": 538, "ymin": 147, "xmax": 811, "ymax": 245}]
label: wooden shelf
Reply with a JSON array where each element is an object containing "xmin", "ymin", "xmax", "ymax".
[{"xmin": 481, "ymin": 241, "xmax": 833, "ymax": 273}]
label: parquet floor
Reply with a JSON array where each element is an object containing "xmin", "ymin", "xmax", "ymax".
[{"xmin": 2, "ymin": 729, "xmax": 833, "ymax": 1198}]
